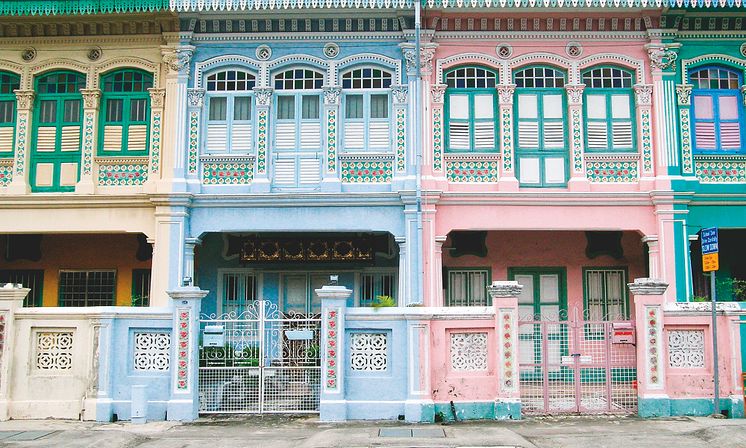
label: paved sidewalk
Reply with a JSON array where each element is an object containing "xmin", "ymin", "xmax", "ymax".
[{"xmin": 0, "ymin": 415, "xmax": 744, "ymax": 448}]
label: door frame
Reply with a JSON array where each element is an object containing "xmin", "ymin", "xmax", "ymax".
[{"xmin": 508, "ymin": 267, "xmax": 568, "ymax": 317}]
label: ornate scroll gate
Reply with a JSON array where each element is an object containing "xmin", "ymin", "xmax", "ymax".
[
  {"xmin": 518, "ymin": 308, "xmax": 638, "ymax": 415},
  {"xmin": 198, "ymin": 300, "xmax": 322, "ymax": 414}
]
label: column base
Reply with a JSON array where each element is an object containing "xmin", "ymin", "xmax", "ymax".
[
  {"xmin": 320, "ymin": 177, "xmax": 342, "ymax": 193},
  {"xmin": 498, "ymin": 176, "xmax": 519, "ymax": 192},
  {"xmin": 639, "ymin": 176, "xmax": 655, "ymax": 191},
  {"xmin": 405, "ymin": 399, "xmax": 434, "ymax": 423},
  {"xmin": 6, "ymin": 180, "xmax": 29, "ymax": 195},
  {"xmin": 638, "ymin": 394, "xmax": 671, "ymax": 417},
  {"xmin": 567, "ymin": 177, "xmax": 591, "ymax": 192},
  {"xmin": 166, "ymin": 398, "xmax": 198, "ymax": 422},
  {"xmin": 320, "ymin": 399, "xmax": 347, "ymax": 422},
  {"xmin": 82, "ymin": 397, "xmax": 112, "ymax": 422},
  {"xmin": 251, "ymin": 177, "xmax": 271, "ymax": 193},
  {"xmin": 75, "ymin": 179, "xmax": 96, "ymax": 195},
  {"xmin": 185, "ymin": 177, "xmax": 202, "ymax": 194},
  {"xmin": 0, "ymin": 399, "xmax": 10, "ymax": 421},
  {"xmin": 494, "ymin": 399, "xmax": 522, "ymax": 420}
]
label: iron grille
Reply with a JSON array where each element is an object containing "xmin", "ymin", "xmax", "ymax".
[{"xmin": 58, "ymin": 270, "xmax": 116, "ymax": 307}]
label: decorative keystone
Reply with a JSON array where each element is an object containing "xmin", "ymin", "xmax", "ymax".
[
  {"xmin": 487, "ymin": 281, "xmax": 523, "ymax": 299},
  {"xmin": 627, "ymin": 278, "xmax": 668, "ymax": 295}
]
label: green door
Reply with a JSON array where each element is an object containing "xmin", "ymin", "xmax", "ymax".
[{"xmin": 31, "ymin": 72, "xmax": 85, "ymax": 192}]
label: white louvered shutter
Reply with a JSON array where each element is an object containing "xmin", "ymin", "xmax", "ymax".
[
  {"xmin": 232, "ymin": 123, "xmax": 253, "ymax": 152},
  {"xmin": 275, "ymin": 122, "xmax": 296, "ymax": 150},
  {"xmin": 473, "ymin": 94, "xmax": 494, "ymax": 150},
  {"xmin": 694, "ymin": 95, "xmax": 716, "ymax": 149},
  {"xmin": 0, "ymin": 127, "xmax": 14, "ymax": 152},
  {"xmin": 36, "ymin": 127, "xmax": 57, "ymax": 152},
  {"xmin": 719, "ymin": 95, "xmax": 741, "ymax": 150},
  {"xmin": 103, "ymin": 125, "xmax": 123, "ymax": 151},
  {"xmin": 449, "ymin": 95, "xmax": 470, "ymax": 150},
  {"xmin": 300, "ymin": 122, "xmax": 320, "ymax": 150},
  {"xmin": 127, "ymin": 124, "xmax": 147, "ymax": 152},
  {"xmin": 586, "ymin": 95, "xmax": 607, "ymax": 149},
  {"xmin": 518, "ymin": 94, "xmax": 539, "ymax": 149},
  {"xmin": 610, "ymin": 95, "xmax": 633, "ymax": 149},
  {"xmin": 60, "ymin": 126, "xmax": 80, "ymax": 152},
  {"xmin": 344, "ymin": 122, "xmax": 365, "ymax": 150},
  {"xmin": 299, "ymin": 157, "xmax": 321, "ymax": 185},
  {"xmin": 273, "ymin": 157, "xmax": 296, "ymax": 186},
  {"xmin": 542, "ymin": 95, "xmax": 564, "ymax": 149},
  {"xmin": 368, "ymin": 122, "xmax": 390, "ymax": 149},
  {"xmin": 206, "ymin": 123, "xmax": 228, "ymax": 152}
]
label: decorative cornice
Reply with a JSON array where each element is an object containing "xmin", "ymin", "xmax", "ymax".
[
  {"xmin": 400, "ymin": 43, "xmax": 438, "ymax": 76},
  {"xmin": 676, "ymin": 84, "xmax": 693, "ymax": 106},
  {"xmin": 425, "ymin": 0, "xmax": 742, "ymax": 7},
  {"xmin": 173, "ymin": 0, "xmax": 413, "ymax": 11},
  {"xmin": 187, "ymin": 88, "xmax": 205, "ymax": 108},
  {"xmin": 645, "ymin": 43, "xmax": 681, "ymax": 72},
  {"xmin": 323, "ymin": 86, "xmax": 341, "ymax": 106},
  {"xmin": 634, "ymin": 84, "xmax": 653, "ymax": 106},
  {"xmin": 161, "ymin": 45, "xmax": 195, "ymax": 76}
]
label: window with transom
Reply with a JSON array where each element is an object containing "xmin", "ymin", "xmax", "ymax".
[
  {"xmin": 99, "ymin": 70, "xmax": 153, "ymax": 156},
  {"xmin": 32, "ymin": 71, "xmax": 85, "ymax": 192},
  {"xmin": 342, "ymin": 67, "xmax": 392, "ymax": 152},
  {"xmin": 690, "ymin": 67, "xmax": 745, "ymax": 153},
  {"xmin": 444, "ymin": 66, "xmax": 497, "ymax": 153},
  {"xmin": 0, "ymin": 72, "xmax": 20, "ymax": 155},
  {"xmin": 205, "ymin": 69, "xmax": 256, "ymax": 154},
  {"xmin": 582, "ymin": 67, "xmax": 635, "ymax": 152},
  {"xmin": 514, "ymin": 66, "xmax": 568, "ymax": 186}
]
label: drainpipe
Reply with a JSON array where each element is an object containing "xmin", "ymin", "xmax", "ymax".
[{"xmin": 414, "ymin": 0, "xmax": 423, "ymax": 305}]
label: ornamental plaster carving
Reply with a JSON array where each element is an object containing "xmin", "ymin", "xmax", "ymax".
[
  {"xmin": 336, "ymin": 53, "xmax": 403, "ymax": 87},
  {"xmin": 161, "ymin": 46, "xmax": 194, "ymax": 75},
  {"xmin": 148, "ymin": 88, "xmax": 166, "ymax": 108},
  {"xmin": 435, "ymin": 52, "xmax": 505, "ymax": 84},
  {"xmin": 634, "ymin": 84, "xmax": 653, "ymax": 106},
  {"xmin": 391, "ymin": 85, "xmax": 408, "ymax": 104},
  {"xmin": 577, "ymin": 53, "xmax": 645, "ymax": 84},
  {"xmin": 676, "ymin": 84, "xmax": 693, "ymax": 106},
  {"xmin": 253, "ymin": 87, "xmax": 274, "ymax": 107},
  {"xmin": 93, "ymin": 57, "xmax": 160, "ymax": 89},
  {"xmin": 400, "ymin": 44, "xmax": 437, "ymax": 76},
  {"xmin": 741, "ymin": 86, "xmax": 746, "ymax": 107},
  {"xmin": 681, "ymin": 54, "xmax": 746, "ymax": 84},
  {"xmin": 323, "ymin": 86, "xmax": 341, "ymax": 105},
  {"xmin": 497, "ymin": 84, "xmax": 516, "ymax": 105},
  {"xmin": 194, "ymin": 55, "xmax": 262, "ymax": 89},
  {"xmin": 14, "ymin": 90, "xmax": 35, "ymax": 110},
  {"xmin": 645, "ymin": 44, "xmax": 680, "ymax": 71},
  {"xmin": 431, "ymin": 84, "xmax": 447, "ymax": 104},
  {"xmin": 266, "ymin": 54, "xmax": 329, "ymax": 81},
  {"xmin": 565, "ymin": 84, "xmax": 585, "ymax": 105},
  {"xmin": 27, "ymin": 58, "xmax": 90, "ymax": 90},
  {"xmin": 187, "ymin": 88, "xmax": 205, "ymax": 108},
  {"xmin": 80, "ymin": 89, "xmax": 101, "ymax": 109}
]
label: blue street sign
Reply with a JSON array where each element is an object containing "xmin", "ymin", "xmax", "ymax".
[{"xmin": 701, "ymin": 227, "xmax": 718, "ymax": 254}]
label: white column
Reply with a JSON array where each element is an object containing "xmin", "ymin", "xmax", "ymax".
[
  {"xmin": 497, "ymin": 84, "xmax": 519, "ymax": 191},
  {"xmin": 76, "ymin": 89, "xmax": 101, "ymax": 194},
  {"xmin": 251, "ymin": 87, "xmax": 272, "ymax": 192},
  {"xmin": 321, "ymin": 86, "xmax": 341, "ymax": 192},
  {"xmin": 7, "ymin": 91, "xmax": 34, "ymax": 194},
  {"xmin": 146, "ymin": 88, "xmax": 167, "ymax": 191},
  {"xmin": 566, "ymin": 84, "xmax": 590, "ymax": 191},
  {"xmin": 149, "ymin": 200, "xmax": 190, "ymax": 307}
]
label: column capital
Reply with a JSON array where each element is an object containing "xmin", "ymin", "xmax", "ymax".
[
  {"xmin": 391, "ymin": 84, "xmax": 408, "ymax": 105},
  {"xmin": 644, "ymin": 43, "xmax": 681, "ymax": 72},
  {"xmin": 322, "ymin": 86, "xmax": 341, "ymax": 106},
  {"xmin": 430, "ymin": 84, "xmax": 446, "ymax": 105},
  {"xmin": 497, "ymin": 84, "xmax": 516, "ymax": 106},
  {"xmin": 13, "ymin": 90, "xmax": 35, "ymax": 111},
  {"xmin": 627, "ymin": 278, "xmax": 668, "ymax": 295},
  {"xmin": 634, "ymin": 84, "xmax": 654, "ymax": 106},
  {"xmin": 186, "ymin": 88, "xmax": 205, "ymax": 108},
  {"xmin": 161, "ymin": 45, "xmax": 195, "ymax": 77},
  {"xmin": 675, "ymin": 84, "xmax": 693, "ymax": 106},
  {"xmin": 399, "ymin": 42, "xmax": 438, "ymax": 76},
  {"xmin": 253, "ymin": 87, "xmax": 274, "ymax": 107},
  {"xmin": 149, "ymin": 88, "xmax": 166, "ymax": 109},
  {"xmin": 80, "ymin": 89, "xmax": 102, "ymax": 110},
  {"xmin": 565, "ymin": 84, "xmax": 585, "ymax": 105}
]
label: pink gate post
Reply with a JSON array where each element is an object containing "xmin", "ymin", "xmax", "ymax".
[{"xmin": 488, "ymin": 281, "xmax": 522, "ymax": 419}]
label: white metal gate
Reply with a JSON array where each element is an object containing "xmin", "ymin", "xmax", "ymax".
[{"xmin": 198, "ymin": 300, "xmax": 321, "ymax": 414}]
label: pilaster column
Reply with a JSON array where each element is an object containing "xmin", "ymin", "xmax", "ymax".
[
  {"xmin": 400, "ymin": 42, "xmax": 437, "ymax": 175},
  {"xmin": 183, "ymin": 237, "xmax": 201, "ymax": 287},
  {"xmin": 645, "ymin": 42, "xmax": 681, "ymax": 178},
  {"xmin": 159, "ymin": 39, "xmax": 194, "ymax": 192},
  {"xmin": 429, "ymin": 84, "xmax": 446, "ymax": 174},
  {"xmin": 642, "ymin": 235, "xmax": 660, "ymax": 279},
  {"xmin": 566, "ymin": 84, "xmax": 590, "ymax": 191},
  {"xmin": 76, "ymin": 89, "xmax": 101, "ymax": 194},
  {"xmin": 628, "ymin": 278, "xmax": 669, "ymax": 417},
  {"xmin": 82, "ymin": 317, "xmax": 113, "ymax": 421},
  {"xmin": 430, "ymin": 235, "xmax": 447, "ymax": 307},
  {"xmin": 147, "ymin": 88, "xmax": 166, "ymax": 190},
  {"xmin": 7, "ymin": 90, "xmax": 34, "ymax": 194},
  {"xmin": 497, "ymin": 84, "xmax": 518, "ymax": 190},
  {"xmin": 251, "ymin": 87, "xmax": 272, "ymax": 192},
  {"xmin": 317, "ymin": 284, "xmax": 352, "ymax": 421},
  {"xmin": 321, "ymin": 86, "xmax": 341, "ymax": 192},
  {"xmin": 488, "ymin": 281, "xmax": 522, "ymax": 419},
  {"xmin": 167, "ymin": 287, "xmax": 208, "ymax": 421},
  {"xmin": 405, "ymin": 318, "xmax": 432, "ymax": 422},
  {"xmin": 674, "ymin": 83, "xmax": 693, "ymax": 176},
  {"xmin": 395, "ymin": 236, "xmax": 407, "ymax": 306},
  {"xmin": 391, "ymin": 85, "xmax": 409, "ymax": 180},
  {"xmin": 184, "ymin": 88, "xmax": 204, "ymax": 191},
  {"xmin": 0, "ymin": 286, "xmax": 29, "ymax": 420},
  {"xmin": 150, "ymin": 198, "xmax": 191, "ymax": 307}
]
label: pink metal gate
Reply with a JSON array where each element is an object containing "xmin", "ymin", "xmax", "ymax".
[{"xmin": 518, "ymin": 308, "xmax": 637, "ymax": 414}]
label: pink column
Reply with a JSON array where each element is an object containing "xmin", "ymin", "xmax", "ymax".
[{"xmin": 489, "ymin": 281, "xmax": 521, "ymax": 419}]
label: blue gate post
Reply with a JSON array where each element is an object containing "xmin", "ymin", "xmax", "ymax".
[
  {"xmin": 167, "ymin": 287, "xmax": 209, "ymax": 421},
  {"xmin": 316, "ymin": 282, "xmax": 351, "ymax": 421}
]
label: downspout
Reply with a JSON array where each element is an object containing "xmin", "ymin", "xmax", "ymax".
[{"xmin": 414, "ymin": 0, "xmax": 424, "ymax": 305}]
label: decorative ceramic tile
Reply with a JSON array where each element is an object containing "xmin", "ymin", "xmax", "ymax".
[
  {"xmin": 500, "ymin": 108, "xmax": 513, "ymax": 173},
  {"xmin": 13, "ymin": 113, "xmax": 27, "ymax": 176},
  {"xmin": 341, "ymin": 159, "xmax": 392, "ymax": 183},
  {"xmin": 325, "ymin": 308, "xmax": 339, "ymax": 391},
  {"xmin": 586, "ymin": 160, "xmax": 638, "ymax": 183},
  {"xmin": 433, "ymin": 108, "xmax": 443, "ymax": 172},
  {"xmin": 35, "ymin": 331, "xmax": 74, "ymax": 371},
  {"xmin": 176, "ymin": 308, "xmax": 190, "ymax": 391},
  {"xmin": 450, "ymin": 332, "xmax": 488, "ymax": 372},
  {"xmin": 134, "ymin": 332, "xmax": 171, "ymax": 372},
  {"xmin": 680, "ymin": 109, "xmax": 693, "ymax": 174},
  {"xmin": 349, "ymin": 332, "xmax": 387, "ymax": 371},
  {"xmin": 0, "ymin": 162, "xmax": 12, "ymax": 187},
  {"xmin": 396, "ymin": 108, "xmax": 406, "ymax": 173},
  {"xmin": 695, "ymin": 160, "xmax": 746, "ymax": 183},
  {"xmin": 257, "ymin": 110, "xmax": 267, "ymax": 174},
  {"xmin": 97, "ymin": 161, "xmax": 149, "ymax": 186},
  {"xmin": 646, "ymin": 306, "xmax": 662, "ymax": 388},
  {"xmin": 571, "ymin": 108, "xmax": 584, "ymax": 173},
  {"xmin": 150, "ymin": 111, "xmax": 162, "ymax": 175},
  {"xmin": 668, "ymin": 329, "xmax": 704, "ymax": 368},
  {"xmin": 327, "ymin": 109, "xmax": 337, "ymax": 173},
  {"xmin": 640, "ymin": 109, "xmax": 653, "ymax": 174},
  {"xmin": 202, "ymin": 158, "xmax": 255, "ymax": 185},
  {"xmin": 446, "ymin": 160, "xmax": 499, "ymax": 182},
  {"xmin": 500, "ymin": 310, "xmax": 516, "ymax": 391},
  {"xmin": 188, "ymin": 111, "xmax": 199, "ymax": 174},
  {"xmin": 82, "ymin": 112, "xmax": 94, "ymax": 175}
]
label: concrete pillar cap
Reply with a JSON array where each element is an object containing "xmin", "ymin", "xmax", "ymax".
[
  {"xmin": 488, "ymin": 281, "xmax": 523, "ymax": 299},
  {"xmin": 627, "ymin": 278, "xmax": 669, "ymax": 295}
]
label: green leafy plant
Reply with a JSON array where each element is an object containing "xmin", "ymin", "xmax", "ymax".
[
  {"xmin": 372, "ymin": 295, "xmax": 396, "ymax": 309},
  {"xmin": 690, "ymin": 295, "xmax": 710, "ymax": 302},
  {"xmin": 131, "ymin": 294, "xmax": 148, "ymax": 307}
]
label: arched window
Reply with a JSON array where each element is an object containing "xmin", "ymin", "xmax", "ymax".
[
  {"xmin": 582, "ymin": 66, "xmax": 635, "ymax": 152},
  {"xmin": 514, "ymin": 66, "xmax": 567, "ymax": 186},
  {"xmin": 0, "ymin": 72, "xmax": 20, "ymax": 154},
  {"xmin": 272, "ymin": 68, "xmax": 324, "ymax": 188},
  {"xmin": 690, "ymin": 67, "xmax": 745, "ymax": 153},
  {"xmin": 99, "ymin": 69, "xmax": 153, "ymax": 156},
  {"xmin": 341, "ymin": 67, "xmax": 392, "ymax": 152},
  {"xmin": 205, "ymin": 69, "xmax": 256, "ymax": 154},
  {"xmin": 32, "ymin": 71, "xmax": 85, "ymax": 192},
  {"xmin": 444, "ymin": 66, "xmax": 497, "ymax": 153}
]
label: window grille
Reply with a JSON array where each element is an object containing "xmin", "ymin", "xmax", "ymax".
[
  {"xmin": 360, "ymin": 272, "xmax": 396, "ymax": 307},
  {"xmin": 58, "ymin": 270, "xmax": 116, "ymax": 307},
  {"xmin": 446, "ymin": 269, "xmax": 489, "ymax": 306},
  {"xmin": 0, "ymin": 269, "xmax": 43, "ymax": 307}
]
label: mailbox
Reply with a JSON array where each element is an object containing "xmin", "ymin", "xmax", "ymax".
[
  {"xmin": 203, "ymin": 325, "xmax": 225, "ymax": 347},
  {"xmin": 611, "ymin": 322, "xmax": 635, "ymax": 344}
]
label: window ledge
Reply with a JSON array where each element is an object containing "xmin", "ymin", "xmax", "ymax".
[
  {"xmin": 94, "ymin": 156, "xmax": 149, "ymax": 165},
  {"xmin": 200, "ymin": 154, "xmax": 256, "ymax": 163},
  {"xmin": 693, "ymin": 153, "xmax": 746, "ymax": 161},
  {"xmin": 584, "ymin": 153, "xmax": 640, "ymax": 162},
  {"xmin": 339, "ymin": 152, "xmax": 394, "ymax": 161},
  {"xmin": 444, "ymin": 153, "xmax": 501, "ymax": 161}
]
